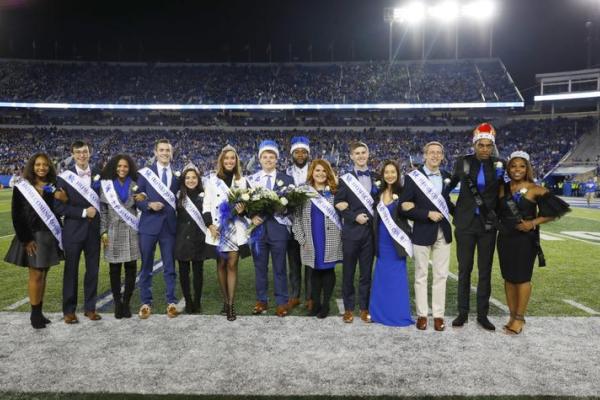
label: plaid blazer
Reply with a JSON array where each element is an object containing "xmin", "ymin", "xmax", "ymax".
[
  {"xmin": 292, "ymin": 194, "xmax": 342, "ymax": 268},
  {"xmin": 100, "ymin": 183, "xmax": 140, "ymax": 263}
]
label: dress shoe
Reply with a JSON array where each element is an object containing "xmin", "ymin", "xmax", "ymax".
[
  {"xmin": 305, "ymin": 299, "xmax": 314, "ymax": 312},
  {"xmin": 316, "ymin": 305, "xmax": 330, "ymax": 319},
  {"xmin": 416, "ymin": 316, "xmax": 428, "ymax": 330},
  {"xmin": 342, "ymin": 310, "xmax": 354, "ymax": 323},
  {"xmin": 287, "ymin": 297, "xmax": 300, "ymax": 309},
  {"xmin": 452, "ymin": 313, "xmax": 468, "ymax": 327},
  {"xmin": 166, "ymin": 303, "xmax": 179, "ymax": 318},
  {"xmin": 64, "ymin": 313, "xmax": 79, "ymax": 324},
  {"xmin": 30, "ymin": 304, "xmax": 46, "ymax": 329},
  {"xmin": 307, "ymin": 303, "xmax": 321, "ymax": 317},
  {"xmin": 252, "ymin": 301, "xmax": 268, "ymax": 315},
  {"xmin": 138, "ymin": 304, "xmax": 152, "ymax": 319},
  {"xmin": 84, "ymin": 311, "xmax": 102, "ymax": 321},
  {"xmin": 360, "ymin": 309, "xmax": 372, "ymax": 323},
  {"xmin": 477, "ymin": 316, "xmax": 496, "ymax": 331},
  {"xmin": 275, "ymin": 304, "xmax": 289, "ymax": 317},
  {"xmin": 434, "ymin": 318, "xmax": 445, "ymax": 332}
]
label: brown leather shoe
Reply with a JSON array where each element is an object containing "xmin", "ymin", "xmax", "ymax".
[
  {"xmin": 252, "ymin": 301, "xmax": 268, "ymax": 315},
  {"xmin": 275, "ymin": 304, "xmax": 289, "ymax": 317},
  {"xmin": 305, "ymin": 299, "xmax": 314, "ymax": 312},
  {"xmin": 287, "ymin": 297, "xmax": 300, "ymax": 309},
  {"xmin": 84, "ymin": 311, "xmax": 102, "ymax": 321},
  {"xmin": 416, "ymin": 316, "xmax": 428, "ymax": 330},
  {"xmin": 138, "ymin": 304, "xmax": 152, "ymax": 319},
  {"xmin": 434, "ymin": 318, "xmax": 445, "ymax": 332},
  {"xmin": 63, "ymin": 313, "xmax": 79, "ymax": 324},
  {"xmin": 342, "ymin": 310, "xmax": 354, "ymax": 323},
  {"xmin": 360, "ymin": 309, "xmax": 372, "ymax": 323},
  {"xmin": 166, "ymin": 303, "xmax": 179, "ymax": 318}
]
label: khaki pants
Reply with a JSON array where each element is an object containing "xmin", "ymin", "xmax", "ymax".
[{"xmin": 413, "ymin": 228, "xmax": 450, "ymax": 318}]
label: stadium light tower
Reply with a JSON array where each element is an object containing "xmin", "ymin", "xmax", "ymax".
[
  {"xmin": 462, "ymin": 0, "xmax": 497, "ymax": 57},
  {"xmin": 384, "ymin": 2, "xmax": 426, "ymax": 61}
]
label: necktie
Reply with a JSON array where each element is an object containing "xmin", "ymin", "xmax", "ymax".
[
  {"xmin": 79, "ymin": 170, "xmax": 91, "ymax": 177},
  {"xmin": 162, "ymin": 167, "xmax": 168, "ymax": 186},
  {"xmin": 475, "ymin": 164, "xmax": 485, "ymax": 215},
  {"xmin": 356, "ymin": 170, "xmax": 370, "ymax": 177},
  {"xmin": 266, "ymin": 175, "xmax": 273, "ymax": 190}
]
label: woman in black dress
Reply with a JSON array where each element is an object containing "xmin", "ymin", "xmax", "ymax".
[
  {"xmin": 175, "ymin": 166, "xmax": 208, "ymax": 314},
  {"xmin": 4, "ymin": 153, "xmax": 63, "ymax": 329},
  {"xmin": 497, "ymin": 151, "xmax": 570, "ymax": 334}
]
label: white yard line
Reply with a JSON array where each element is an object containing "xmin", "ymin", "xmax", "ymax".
[
  {"xmin": 562, "ymin": 299, "xmax": 600, "ymax": 315},
  {"xmin": 539, "ymin": 232, "xmax": 564, "ymax": 241},
  {"xmin": 4, "ymin": 296, "xmax": 30, "ymax": 311},
  {"xmin": 0, "ymin": 234, "xmax": 15, "ymax": 240},
  {"xmin": 546, "ymin": 231, "xmax": 600, "ymax": 246},
  {"xmin": 447, "ymin": 270, "xmax": 509, "ymax": 313}
]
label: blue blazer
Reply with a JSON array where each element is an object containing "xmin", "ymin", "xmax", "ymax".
[
  {"xmin": 334, "ymin": 169, "xmax": 380, "ymax": 241},
  {"xmin": 398, "ymin": 167, "xmax": 454, "ymax": 246},
  {"xmin": 136, "ymin": 163, "xmax": 180, "ymax": 236},
  {"xmin": 253, "ymin": 171, "xmax": 294, "ymax": 242},
  {"xmin": 55, "ymin": 166, "xmax": 101, "ymax": 243}
]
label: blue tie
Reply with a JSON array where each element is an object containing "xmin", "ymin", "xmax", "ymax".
[
  {"xmin": 161, "ymin": 167, "xmax": 168, "ymax": 186},
  {"xmin": 266, "ymin": 175, "xmax": 273, "ymax": 190},
  {"xmin": 475, "ymin": 164, "xmax": 485, "ymax": 215},
  {"xmin": 357, "ymin": 170, "xmax": 370, "ymax": 177}
]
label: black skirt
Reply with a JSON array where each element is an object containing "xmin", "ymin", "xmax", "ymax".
[
  {"xmin": 204, "ymin": 243, "xmax": 252, "ymax": 261},
  {"xmin": 4, "ymin": 231, "xmax": 62, "ymax": 269}
]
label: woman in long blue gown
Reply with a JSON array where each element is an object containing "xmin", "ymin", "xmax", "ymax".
[{"xmin": 369, "ymin": 160, "xmax": 414, "ymax": 327}]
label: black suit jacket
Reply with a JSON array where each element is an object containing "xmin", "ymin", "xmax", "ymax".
[
  {"xmin": 55, "ymin": 166, "xmax": 101, "ymax": 243},
  {"xmin": 334, "ymin": 169, "xmax": 380, "ymax": 241},
  {"xmin": 398, "ymin": 167, "xmax": 454, "ymax": 246},
  {"xmin": 447, "ymin": 154, "xmax": 504, "ymax": 230}
]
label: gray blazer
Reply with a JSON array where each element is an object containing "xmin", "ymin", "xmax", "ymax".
[
  {"xmin": 100, "ymin": 182, "xmax": 141, "ymax": 263},
  {"xmin": 292, "ymin": 195, "xmax": 342, "ymax": 269}
]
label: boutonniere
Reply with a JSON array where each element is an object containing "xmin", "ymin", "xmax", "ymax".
[
  {"xmin": 93, "ymin": 174, "xmax": 101, "ymax": 182},
  {"xmin": 495, "ymin": 161, "xmax": 503, "ymax": 170},
  {"xmin": 324, "ymin": 185, "xmax": 331, "ymax": 197},
  {"xmin": 132, "ymin": 184, "xmax": 139, "ymax": 192},
  {"xmin": 519, "ymin": 187, "xmax": 528, "ymax": 195},
  {"xmin": 199, "ymin": 192, "xmax": 205, "ymax": 198},
  {"xmin": 276, "ymin": 179, "xmax": 284, "ymax": 187},
  {"xmin": 174, "ymin": 171, "xmax": 181, "ymax": 178},
  {"xmin": 374, "ymin": 180, "xmax": 382, "ymax": 188},
  {"xmin": 443, "ymin": 178, "xmax": 451, "ymax": 186},
  {"xmin": 42, "ymin": 184, "xmax": 56, "ymax": 194},
  {"xmin": 392, "ymin": 194, "xmax": 399, "ymax": 201}
]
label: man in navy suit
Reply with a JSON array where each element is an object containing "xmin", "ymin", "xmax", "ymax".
[
  {"xmin": 334, "ymin": 141, "xmax": 379, "ymax": 324},
  {"xmin": 399, "ymin": 142, "xmax": 454, "ymax": 332},
  {"xmin": 248, "ymin": 140, "xmax": 294, "ymax": 317},
  {"xmin": 135, "ymin": 139, "xmax": 180, "ymax": 319},
  {"xmin": 55, "ymin": 141, "xmax": 102, "ymax": 324}
]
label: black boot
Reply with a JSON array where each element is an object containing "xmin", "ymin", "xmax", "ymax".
[
  {"xmin": 30, "ymin": 303, "xmax": 46, "ymax": 329},
  {"xmin": 317, "ymin": 304, "xmax": 330, "ymax": 319},
  {"xmin": 122, "ymin": 262, "xmax": 136, "ymax": 319},
  {"xmin": 39, "ymin": 301, "xmax": 51, "ymax": 324},
  {"xmin": 308, "ymin": 302, "xmax": 321, "ymax": 317},
  {"xmin": 193, "ymin": 297, "xmax": 201, "ymax": 314},
  {"xmin": 184, "ymin": 295, "xmax": 194, "ymax": 314},
  {"xmin": 220, "ymin": 303, "xmax": 228, "ymax": 315},
  {"xmin": 114, "ymin": 298, "xmax": 124, "ymax": 319},
  {"xmin": 122, "ymin": 300, "xmax": 132, "ymax": 318}
]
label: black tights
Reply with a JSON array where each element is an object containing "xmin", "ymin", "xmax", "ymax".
[
  {"xmin": 217, "ymin": 252, "xmax": 239, "ymax": 305},
  {"xmin": 179, "ymin": 260, "xmax": 204, "ymax": 306},
  {"xmin": 311, "ymin": 268, "xmax": 336, "ymax": 309},
  {"xmin": 109, "ymin": 261, "xmax": 137, "ymax": 304}
]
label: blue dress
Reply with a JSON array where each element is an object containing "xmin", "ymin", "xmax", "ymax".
[
  {"xmin": 369, "ymin": 201, "xmax": 414, "ymax": 327},
  {"xmin": 310, "ymin": 203, "xmax": 337, "ymax": 270}
]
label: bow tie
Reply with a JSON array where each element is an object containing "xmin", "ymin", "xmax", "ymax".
[
  {"xmin": 427, "ymin": 172, "xmax": 441, "ymax": 177},
  {"xmin": 356, "ymin": 170, "xmax": 370, "ymax": 177},
  {"xmin": 78, "ymin": 171, "xmax": 91, "ymax": 177}
]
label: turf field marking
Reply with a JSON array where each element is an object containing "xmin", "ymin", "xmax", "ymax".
[
  {"xmin": 562, "ymin": 299, "xmax": 600, "ymax": 315},
  {"xmin": 540, "ymin": 232, "xmax": 564, "ymax": 241},
  {"xmin": 0, "ymin": 234, "xmax": 15, "ymax": 240},
  {"xmin": 95, "ymin": 260, "xmax": 163, "ymax": 309},
  {"xmin": 549, "ymin": 231, "xmax": 600, "ymax": 245},
  {"xmin": 564, "ymin": 215, "xmax": 600, "ymax": 223},
  {"xmin": 4, "ymin": 296, "xmax": 30, "ymax": 310}
]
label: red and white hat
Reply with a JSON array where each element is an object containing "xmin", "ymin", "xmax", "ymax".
[{"xmin": 472, "ymin": 123, "xmax": 496, "ymax": 144}]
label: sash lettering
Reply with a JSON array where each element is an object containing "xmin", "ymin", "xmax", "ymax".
[
  {"xmin": 101, "ymin": 180, "xmax": 139, "ymax": 232},
  {"xmin": 407, "ymin": 170, "xmax": 450, "ymax": 221},
  {"xmin": 309, "ymin": 189, "xmax": 342, "ymax": 231},
  {"xmin": 340, "ymin": 173, "xmax": 374, "ymax": 216},
  {"xmin": 138, "ymin": 167, "xmax": 177, "ymax": 210},
  {"xmin": 377, "ymin": 201, "xmax": 413, "ymax": 258},
  {"xmin": 183, "ymin": 195, "xmax": 207, "ymax": 234},
  {"xmin": 59, "ymin": 170, "xmax": 100, "ymax": 211}
]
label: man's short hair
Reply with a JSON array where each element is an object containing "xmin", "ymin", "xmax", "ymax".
[
  {"xmin": 71, "ymin": 140, "xmax": 91, "ymax": 152},
  {"xmin": 423, "ymin": 141, "xmax": 444, "ymax": 154},
  {"xmin": 349, "ymin": 141, "xmax": 369, "ymax": 153},
  {"xmin": 154, "ymin": 138, "xmax": 171, "ymax": 150}
]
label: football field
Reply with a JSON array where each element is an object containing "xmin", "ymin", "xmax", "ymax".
[{"xmin": 1, "ymin": 188, "xmax": 599, "ymax": 400}]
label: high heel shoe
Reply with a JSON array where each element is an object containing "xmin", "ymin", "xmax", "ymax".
[
  {"xmin": 226, "ymin": 304, "xmax": 237, "ymax": 321},
  {"xmin": 504, "ymin": 314, "xmax": 525, "ymax": 335},
  {"xmin": 220, "ymin": 303, "xmax": 228, "ymax": 315}
]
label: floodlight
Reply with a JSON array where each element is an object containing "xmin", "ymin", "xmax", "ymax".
[
  {"xmin": 393, "ymin": 2, "xmax": 426, "ymax": 24},
  {"xmin": 429, "ymin": 1, "xmax": 459, "ymax": 23},
  {"xmin": 462, "ymin": 0, "xmax": 496, "ymax": 20}
]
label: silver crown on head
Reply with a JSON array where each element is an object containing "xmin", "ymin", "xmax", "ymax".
[
  {"xmin": 221, "ymin": 144, "xmax": 237, "ymax": 154},
  {"xmin": 183, "ymin": 162, "xmax": 199, "ymax": 173},
  {"xmin": 509, "ymin": 151, "xmax": 530, "ymax": 162}
]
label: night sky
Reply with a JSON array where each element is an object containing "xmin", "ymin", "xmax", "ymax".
[{"xmin": 0, "ymin": 0, "xmax": 598, "ymax": 98}]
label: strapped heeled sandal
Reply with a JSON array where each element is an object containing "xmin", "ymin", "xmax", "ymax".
[
  {"xmin": 227, "ymin": 304, "xmax": 237, "ymax": 321},
  {"xmin": 504, "ymin": 314, "xmax": 525, "ymax": 335}
]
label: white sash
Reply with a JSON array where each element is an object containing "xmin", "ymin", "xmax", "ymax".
[
  {"xmin": 14, "ymin": 179, "xmax": 63, "ymax": 250},
  {"xmin": 407, "ymin": 170, "xmax": 450, "ymax": 222},
  {"xmin": 377, "ymin": 201, "xmax": 413, "ymax": 258},
  {"xmin": 340, "ymin": 173, "xmax": 374, "ymax": 216},
  {"xmin": 183, "ymin": 195, "xmax": 207, "ymax": 234},
  {"xmin": 247, "ymin": 172, "xmax": 291, "ymax": 226},
  {"xmin": 309, "ymin": 189, "xmax": 342, "ymax": 231},
  {"xmin": 101, "ymin": 180, "xmax": 139, "ymax": 232},
  {"xmin": 59, "ymin": 170, "xmax": 100, "ymax": 211},
  {"xmin": 138, "ymin": 167, "xmax": 176, "ymax": 210}
]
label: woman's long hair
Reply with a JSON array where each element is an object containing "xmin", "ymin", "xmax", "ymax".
[
  {"xmin": 100, "ymin": 154, "xmax": 138, "ymax": 181},
  {"xmin": 23, "ymin": 153, "xmax": 57, "ymax": 184},
  {"xmin": 306, "ymin": 159, "xmax": 337, "ymax": 193},
  {"xmin": 216, "ymin": 146, "xmax": 242, "ymax": 181},
  {"xmin": 178, "ymin": 167, "xmax": 204, "ymax": 207}
]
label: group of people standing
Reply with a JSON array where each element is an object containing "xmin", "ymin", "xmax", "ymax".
[{"xmin": 5, "ymin": 123, "xmax": 570, "ymax": 335}]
